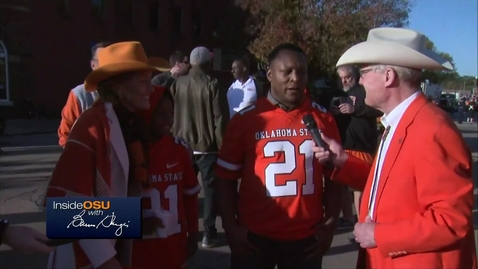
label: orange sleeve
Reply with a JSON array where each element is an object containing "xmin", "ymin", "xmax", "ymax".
[
  {"xmin": 46, "ymin": 110, "xmax": 99, "ymax": 199},
  {"xmin": 324, "ymin": 102, "xmax": 371, "ymax": 190},
  {"xmin": 58, "ymin": 90, "xmax": 82, "ymax": 147},
  {"xmin": 215, "ymin": 115, "xmax": 246, "ymax": 181},
  {"xmin": 330, "ymin": 155, "xmax": 371, "ymax": 191},
  {"xmin": 374, "ymin": 123, "xmax": 474, "ymax": 257},
  {"xmin": 321, "ymin": 112, "xmax": 342, "ymax": 178}
]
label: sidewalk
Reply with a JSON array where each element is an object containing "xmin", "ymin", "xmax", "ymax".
[
  {"xmin": 0, "ymin": 119, "xmax": 476, "ymax": 267},
  {"xmin": 2, "ymin": 119, "xmax": 59, "ymax": 136},
  {"xmin": 458, "ymin": 123, "xmax": 478, "ymax": 254}
]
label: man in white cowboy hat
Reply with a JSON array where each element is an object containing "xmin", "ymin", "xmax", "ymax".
[{"xmin": 311, "ymin": 27, "xmax": 477, "ymax": 268}]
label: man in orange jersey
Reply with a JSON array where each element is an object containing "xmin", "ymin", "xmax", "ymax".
[
  {"xmin": 57, "ymin": 41, "xmax": 110, "ymax": 147},
  {"xmin": 216, "ymin": 43, "xmax": 343, "ymax": 269},
  {"xmin": 131, "ymin": 86, "xmax": 201, "ymax": 269}
]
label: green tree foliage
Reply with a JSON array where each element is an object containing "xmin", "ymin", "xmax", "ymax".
[
  {"xmin": 236, "ymin": 0, "xmax": 413, "ymax": 77},
  {"xmin": 421, "ymin": 36, "xmax": 460, "ymax": 85},
  {"xmin": 421, "ymin": 36, "xmax": 475, "ymax": 90}
]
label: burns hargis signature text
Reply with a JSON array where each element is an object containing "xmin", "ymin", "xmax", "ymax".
[{"xmin": 67, "ymin": 210, "xmax": 130, "ymax": 236}]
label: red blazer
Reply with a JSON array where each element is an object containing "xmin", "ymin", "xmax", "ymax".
[{"xmin": 334, "ymin": 93, "xmax": 477, "ymax": 269}]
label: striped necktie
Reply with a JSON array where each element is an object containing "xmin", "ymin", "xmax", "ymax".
[{"xmin": 368, "ymin": 125, "xmax": 391, "ymax": 218}]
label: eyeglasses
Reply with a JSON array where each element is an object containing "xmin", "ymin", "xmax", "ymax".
[{"xmin": 359, "ymin": 68, "xmax": 375, "ymax": 76}]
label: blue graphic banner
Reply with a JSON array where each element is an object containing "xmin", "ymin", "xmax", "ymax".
[{"xmin": 46, "ymin": 197, "xmax": 141, "ymax": 239}]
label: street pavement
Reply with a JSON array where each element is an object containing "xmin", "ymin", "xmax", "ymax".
[{"xmin": 0, "ymin": 120, "xmax": 476, "ymax": 269}]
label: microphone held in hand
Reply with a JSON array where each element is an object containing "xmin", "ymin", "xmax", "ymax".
[
  {"xmin": 302, "ymin": 114, "xmax": 334, "ymax": 168},
  {"xmin": 302, "ymin": 114, "xmax": 329, "ymax": 151}
]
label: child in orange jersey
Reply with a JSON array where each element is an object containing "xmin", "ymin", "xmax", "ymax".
[{"xmin": 131, "ymin": 86, "xmax": 200, "ymax": 269}]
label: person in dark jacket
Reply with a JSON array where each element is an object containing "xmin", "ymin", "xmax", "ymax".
[
  {"xmin": 457, "ymin": 98, "xmax": 466, "ymax": 124},
  {"xmin": 170, "ymin": 46, "xmax": 229, "ymax": 248},
  {"xmin": 318, "ymin": 65, "xmax": 383, "ymax": 231},
  {"xmin": 151, "ymin": 51, "xmax": 189, "ymax": 88}
]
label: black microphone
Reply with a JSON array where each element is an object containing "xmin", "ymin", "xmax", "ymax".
[
  {"xmin": 303, "ymin": 114, "xmax": 334, "ymax": 168},
  {"xmin": 302, "ymin": 114, "xmax": 328, "ymax": 150}
]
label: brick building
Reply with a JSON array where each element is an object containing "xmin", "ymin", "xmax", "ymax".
[{"xmin": 0, "ymin": 0, "xmax": 234, "ymax": 117}]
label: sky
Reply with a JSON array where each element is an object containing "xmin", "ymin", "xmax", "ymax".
[{"xmin": 408, "ymin": 0, "xmax": 477, "ymax": 77}]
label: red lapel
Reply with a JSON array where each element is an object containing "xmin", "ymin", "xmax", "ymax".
[{"xmin": 373, "ymin": 93, "xmax": 428, "ymax": 220}]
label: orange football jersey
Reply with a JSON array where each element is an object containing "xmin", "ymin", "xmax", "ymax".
[
  {"xmin": 216, "ymin": 97, "xmax": 341, "ymax": 240},
  {"xmin": 132, "ymin": 135, "xmax": 200, "ymax": 269}
]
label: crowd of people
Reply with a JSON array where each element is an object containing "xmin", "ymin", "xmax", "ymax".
[
  {"xmin": 0, "ymin": 26, "xmax": 476, "ymax": 269},
  {"xmin": 457, "ymin": 97, "xmax": 478, "ymax": 124}
]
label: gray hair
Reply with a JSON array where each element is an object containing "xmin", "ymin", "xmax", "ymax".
[
  {"xmin": 374, "ymin": 65, "xmax": 422, "ymax": 89},
  {"xmin": 337, "ymin": 65, "xmax": 359, "ymax": 83}
]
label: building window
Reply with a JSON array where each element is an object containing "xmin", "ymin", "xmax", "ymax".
[
  {"xmin": 0, "ymin": 40, "xmax": 12, "ymax": 105},
  {"xmin": 172, "ymin": 5, "xmax": 182, "ymax": 37},
  {"xmin": 57, "ymin": 0, "xmax": 71, "ymax": 17},
  {"xmin": 91, "ymin": 0, "xmax": 104, "ymax": 20},
  {"xmin": 148, "ymin": 0, "xmax": 159, "ymax": 29}
]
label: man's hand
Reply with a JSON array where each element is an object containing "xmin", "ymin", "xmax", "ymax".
[
  {"xmin": 339, "ymin": 103, "xmax": 354, "ymax": 114},
  {"xmin": 170, "ymin": 65, "xmax": 181, "ymax": 76},
  {"xmin": 329, "ymin": 106, "xmax": 341, "ymax": 115},
  {"xmin": 186, "ymin": 233, "xmax": 198, "ymax": 259},
  {"xmin": 142, "ymin": 216, "xmax": 164, "ymax": 235},
  {"xmin": 304, "ymin": 219, "xmax": 336, "ymax": 260},
  {"xmin": 2, "ymin": 226, "xmax": 55, "ymax": 254},
  {"xmin": 225, "ymin": 225, "xmax": 258, "ymax": 256},
  {"xmin": 311, "ymin": 133, "xmax": 348, "ymax": 167},
  {"xmin": 353, "ymin": 216, "xmax": 376, "ymax": 248}
]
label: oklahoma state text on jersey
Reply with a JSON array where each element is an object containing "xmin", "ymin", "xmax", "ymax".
[
  {"xmin": 132, "ymin": 135, "xmax": 201, "ymax": 269},
  {"xmin": 215, "ymin": 97, "xmax": 341, "ymax": 240}
]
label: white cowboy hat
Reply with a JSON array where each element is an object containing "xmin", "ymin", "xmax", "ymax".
[{"xmin": 336, "ymin": 27, "xmax": 453, "ymax": 71}]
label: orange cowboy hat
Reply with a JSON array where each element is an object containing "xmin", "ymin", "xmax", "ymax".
[
  {"xmin": 84, "ymin": 41, "xmax": 159, "ymax": 92},
  {"xmin": 147, "ymin": 57, "xmax": 171, "ymax": 72}
]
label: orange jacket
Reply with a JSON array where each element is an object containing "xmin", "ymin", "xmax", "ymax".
[
  {"xmin": 47, "ymin": 101, "xmax": 134, "ymax": 268},
  {"xmin": 58, "ymin": 84, "xmax": 97, "ymax": 146},
  {"xmin": 333, "ymin": 94, "xmax": 476, "ymax": 268}
]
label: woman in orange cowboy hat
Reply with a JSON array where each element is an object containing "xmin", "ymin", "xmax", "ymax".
[
  {"xmin": 45, "ymin": 41, "xmax": 161, "ymax": 269},
  {"xmin": 131, "ymin": 86, "xmax": 201, "ymax": 269}
]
